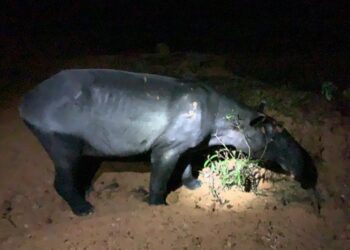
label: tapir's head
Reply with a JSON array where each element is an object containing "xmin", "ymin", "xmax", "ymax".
[
  {"xmin": 213, "ymin": 99, "xmax": 317, "ymax": 189},
  {"xmin": 248, "ymin": 114, "xmax": 318, "ymax": 189}
]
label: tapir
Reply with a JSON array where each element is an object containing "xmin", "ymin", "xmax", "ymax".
[{"xmin": 19, "ymin": 69, "xmax": 317, "ymax": 215}]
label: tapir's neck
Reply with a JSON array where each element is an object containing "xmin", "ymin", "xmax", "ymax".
[
  {"xmin": 212, "ymin": 96, "xmax": 242, "ymax": 133},
  {"xmin": 208, "ymin": 96, "xmax": 259, "ymax": 153}
]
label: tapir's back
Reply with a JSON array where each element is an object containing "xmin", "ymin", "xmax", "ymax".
[
  {"xmin": 20, "ymin": 69, "xmax": 186, "ymax": 129},
  {"xmin": 19, "ymin": 69, "xmax": 214, "ymax": 155}
]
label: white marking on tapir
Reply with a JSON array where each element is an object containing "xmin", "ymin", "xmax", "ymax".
[
  {"xmin": 163, "ymin": 149, "xmax": 176, "ymax": 161},
  {"xmin": 185, "ymin": 101, "xmax": 198, "ymax": 118},
  {"xmin": 74, "ymin": 91, "xmax": 82, "ymax": 99},
  {"xmin": 193, "ymin": 101, "xmax": 198, "ymax": 109}
]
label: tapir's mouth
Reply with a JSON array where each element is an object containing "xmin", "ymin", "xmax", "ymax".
[
  {"xmin": 269, "ymin": 162, "xmax": 317, "ymax": 189},
  {"xmin": 262, "ymin": 161, "xmax": 290, "ymax": 175},
  {"xmin": 280, "ymin": 162, "xmax": 317, "ymax": 189}
]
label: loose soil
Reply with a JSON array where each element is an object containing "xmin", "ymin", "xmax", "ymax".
[{"xmin": 0, "ymin": 54, "xmax": 349, "ymax": 250}]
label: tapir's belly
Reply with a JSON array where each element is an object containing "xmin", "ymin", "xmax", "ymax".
[{"xmin": 80, "ymin": 109, "xmax": 169, "ymax": 156}]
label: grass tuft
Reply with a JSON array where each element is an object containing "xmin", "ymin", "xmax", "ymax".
[{"xmin": 203, "ymin": 148, "xmax": 263, "ymax": 203}]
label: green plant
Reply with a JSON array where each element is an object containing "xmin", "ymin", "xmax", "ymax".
[
  {"xmin": 225, "ymin": 109, "xmax": 244, "ymax": 132},
  {"xmin": 321, "ymin": 82, "xmax": 337, "ymax": 101},
  {"xmin": 203, "ymin": 148, "xmax": 262, "ymax": 199}
]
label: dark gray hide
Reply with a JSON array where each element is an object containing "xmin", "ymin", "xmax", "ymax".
[{"xmin": 19, "ymin": 69, "xmax": 317, "ymax": 215}]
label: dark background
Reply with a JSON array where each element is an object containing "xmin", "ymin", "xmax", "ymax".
[{"xmin": 1, "ymin": 0, "xmax": 350, "ymax": 88}]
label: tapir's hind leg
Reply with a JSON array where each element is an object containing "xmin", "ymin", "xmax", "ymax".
[
  {"xmin": 181, "ymin": 164, "xmax": 202, "ymax": 190},
  {"xmin": 23, "ymin": 121, "xmax": 95, "ymax": 216}
]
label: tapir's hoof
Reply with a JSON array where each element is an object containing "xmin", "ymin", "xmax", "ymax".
[
  {"xmin": 183, "ymin": 179, "xmax": 202, "ymax": 190},
  {"xmin": 149, "ymin": 194, "xmax": 167, "ymax": 205},
  {"xmin": 71, "ymin": 202, "xmax": 95, "ymax": 216}
]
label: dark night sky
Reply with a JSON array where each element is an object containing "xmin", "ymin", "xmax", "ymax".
[{"xmin": 2, "ymin": 0, "xmax": 349, "ymax": 55}]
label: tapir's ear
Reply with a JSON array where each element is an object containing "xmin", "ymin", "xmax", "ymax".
[
  {"xmin": 250, "ymin": 115, "xmax": 266, "ymax": 127},
  {"xmin": 257, "ymin": 100, "xmax": 266, "ymax": 113}
]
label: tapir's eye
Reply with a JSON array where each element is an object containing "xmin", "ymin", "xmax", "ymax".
[
  {"xmin": 250, "ymin": 115, "xmax": 266, "ymax": 127},
  {"xmin": 276, "ymin": 125, "xmax": 284, "ymax": 133}
]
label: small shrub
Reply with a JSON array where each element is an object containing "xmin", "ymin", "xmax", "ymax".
[
  {"xmin": 203, "ymin": 148, "xmax": 262, "ymax": 196},
  {"xmin": 321, "ymin": 81, "xmax": 338, "ymax": 101}
]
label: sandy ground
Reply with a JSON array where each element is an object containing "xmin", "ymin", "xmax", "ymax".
[{"xmin": 0, "ymin": 55, "xmax": 350, "ymax": 250}]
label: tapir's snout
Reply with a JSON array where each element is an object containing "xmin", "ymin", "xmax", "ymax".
[
  {"xmin": 250, "ymin": 115, "xmax": 318, "ymax": 190},
  {"xmin": 293, "ymin": 149, "xmax": 318, "ymax": 189}
]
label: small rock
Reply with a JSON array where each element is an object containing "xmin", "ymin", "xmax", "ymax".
[
  {"xmin": 340, "ymin": 194, "xmax": 346, "ymax": 203},
  {"xmin": 46, "ymin": 217, "xmax": 53, "ymax": 224},
  {"xmin": 192, "ymin": 236, "xmax": 202, "ymax": 247},
  {"xmin": 209, "ymin": 202, "xmax": 216, "ymax": 212}
]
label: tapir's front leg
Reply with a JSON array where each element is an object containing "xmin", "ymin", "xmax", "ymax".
[{"xmin": 149, "ymin": 148, "xmax": 182, "ymax": 204}]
